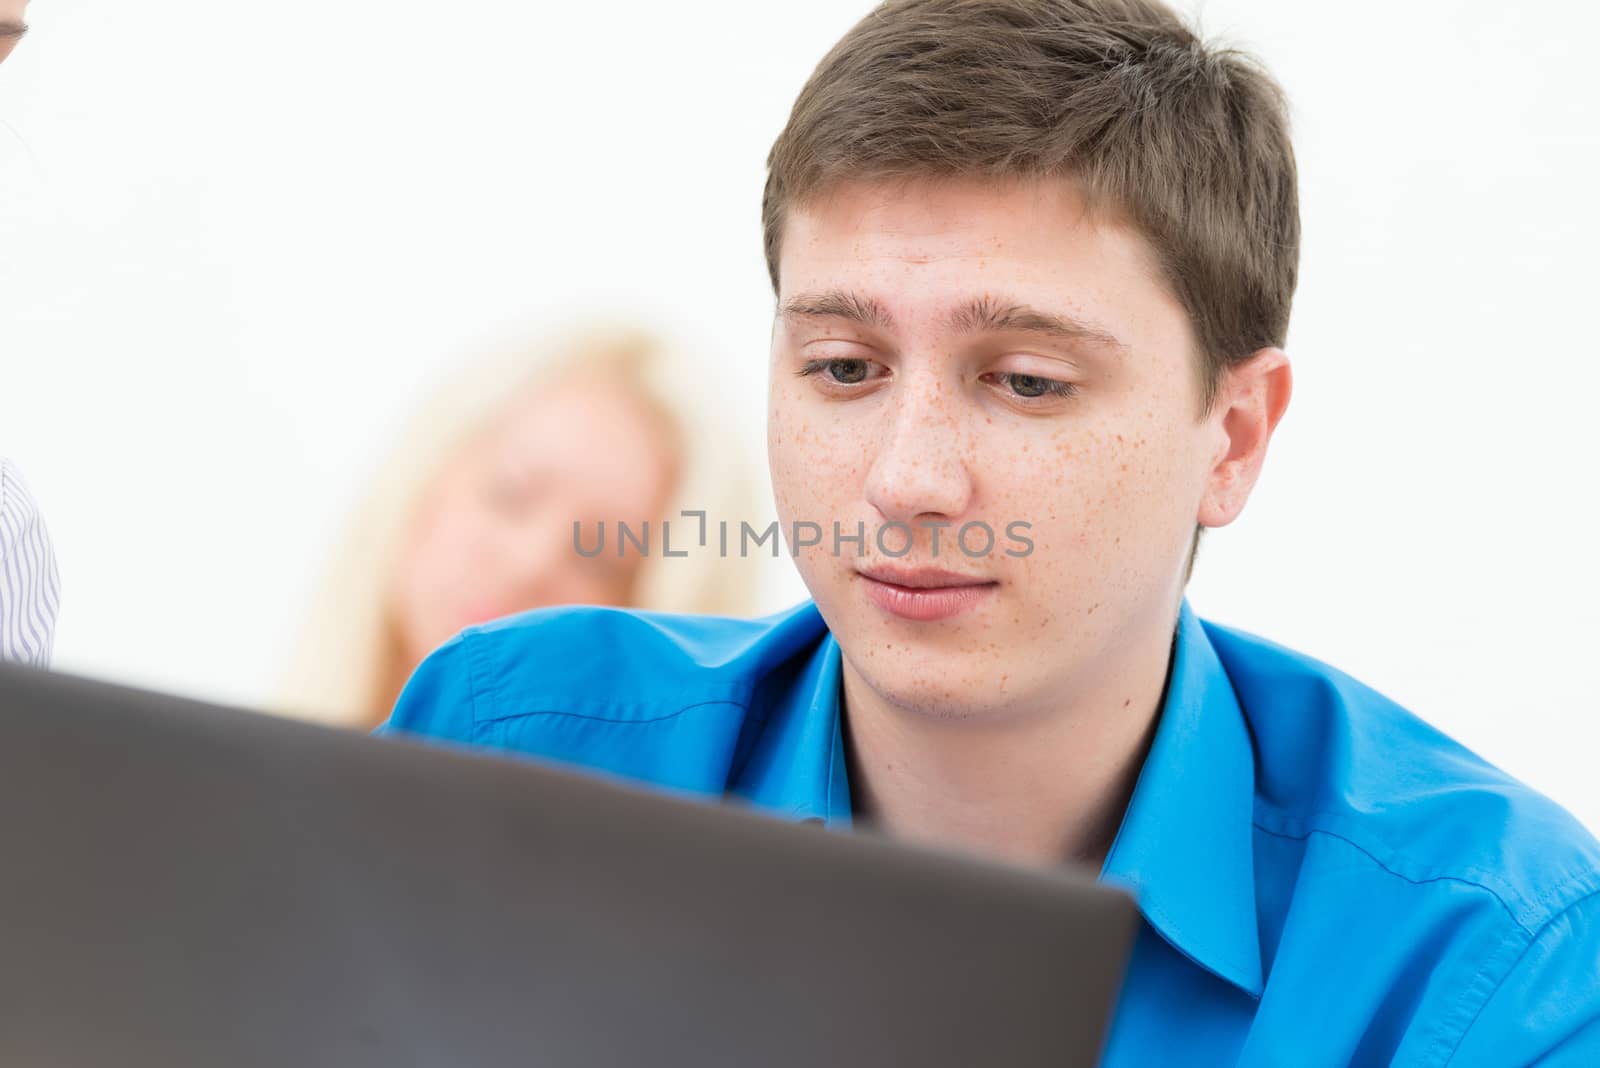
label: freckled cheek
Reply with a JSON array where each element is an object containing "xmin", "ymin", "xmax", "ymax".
[
  {"xmin": 768, "ymin": 400, "xmax": 873, "ymax": 521},
  {"xmin": 989, "ymin": 424, "xmax": 1182, "ymax": 575},
  {"xmin": 1072, "ymin": 433, "xmax": 1196, "ymax": 585}
]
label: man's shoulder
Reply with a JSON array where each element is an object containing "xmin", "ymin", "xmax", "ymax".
[
  {"xmin": 1202, "ymin": 617, "xmax": 1600, "ymax": 930},
  {"xmin": 397, "ymin": 599, "xmax": 830, "ymax": 727}
]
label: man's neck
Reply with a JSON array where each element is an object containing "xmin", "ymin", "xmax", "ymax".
[{"xmin": 837, "ymin": 613, "xmax": 1176, "ymax": 872}]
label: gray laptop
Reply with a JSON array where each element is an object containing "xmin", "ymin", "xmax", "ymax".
[{"xmin": 0, "ymin": 662, "xmax": 1138, "ymax": 1067}]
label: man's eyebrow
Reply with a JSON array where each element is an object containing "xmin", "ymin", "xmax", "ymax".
[
  {"xmin": 0, "ymin": 22, "xmax": 27, "ymax": 38},
  {"xmin": 949, "ymin": 295, "xmax": 1128, "ymax": 354},
  {"xmin": 778, "ymin": 289, "xmax": 894, "ymax": 330},
  {"xmin": 780, "ymin": 290, "xmax": 1129, "ymax": 354}
]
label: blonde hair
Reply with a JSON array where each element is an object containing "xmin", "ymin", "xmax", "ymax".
[{"xmin": 278, "ymin": 322, "xmax": 770, "ymax": 727}]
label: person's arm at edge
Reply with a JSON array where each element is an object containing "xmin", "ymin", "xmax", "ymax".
[
  {"xmin": 1444, "ymin": 886, "xmax": 1600, "ymax": 1066},
  {"xmin": 0, "ymin": 458, "xmax": 62, "ymax": 666}
]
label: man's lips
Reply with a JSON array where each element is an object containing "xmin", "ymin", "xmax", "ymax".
[
  {"xmin": 855, "ymin": 564, "xmax": 996, "ymax": 589},
  {"xmin": 855, "ymin": 565, "xmax": 997, "ymax": 621}
]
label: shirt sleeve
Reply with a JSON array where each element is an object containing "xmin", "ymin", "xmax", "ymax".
[
  {"xmin": 1446, "ymin": 887, "xmax": 1600, "ymax": 1066},
  {"xmin": 373, "ymin": 632, "xmax": 480, "ymax": 743},
  {"xmin": 0, "ymin": 458, "xmax": 62, "ymax": 667}
]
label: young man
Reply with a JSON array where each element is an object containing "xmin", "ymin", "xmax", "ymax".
[{"xmin": 384, "ymin": 1, "xmax": 1600, "ymax": 1062}]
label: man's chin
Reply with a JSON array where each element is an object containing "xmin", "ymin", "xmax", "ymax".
[{"xmin": 838, "ymin": 631, "xmax": 994, "ymax": 708}]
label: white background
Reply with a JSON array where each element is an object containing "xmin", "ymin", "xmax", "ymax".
[{"xmin": 2, "ymin": 1, "xmax": 1596, "ymax": 827}]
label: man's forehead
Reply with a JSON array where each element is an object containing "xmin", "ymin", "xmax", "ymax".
[
  {"xmin": 778, "ymin": 176, "xmax": 1156, "ymax": 287},
  {"xmin": 787, "ymin": 175, "xmax": 1106, "ymax": 243},
  {"xmin": 777, "ymin": 178, "xmax": 1170, "ymax": 323}
]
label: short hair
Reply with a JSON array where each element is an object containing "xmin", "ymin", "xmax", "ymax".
[{"xmin": 762, "ymin": 0, "xmax": 1300, "ymax": 412}]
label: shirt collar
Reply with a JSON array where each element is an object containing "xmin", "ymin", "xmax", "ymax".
[
  {"xmin": 731, "ymin": 598, "xmax": 1262, "ymax": 997},
  {"xmin": 728, "ymin": 621, "xmax": 853, "ymax": 828},
  {"xmin": 1100, "ymin": 599, "xmax": 1264, "ymax": 997}
]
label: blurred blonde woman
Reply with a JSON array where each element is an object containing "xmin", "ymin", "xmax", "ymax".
[{"xmin": 280, "ymin": 323, "xmax": 769, "ymax": 729}]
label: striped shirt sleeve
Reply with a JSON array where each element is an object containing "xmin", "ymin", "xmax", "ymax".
[{"xmin": 0, "ymin": 457, "xmax": 62, "ymax": 666}]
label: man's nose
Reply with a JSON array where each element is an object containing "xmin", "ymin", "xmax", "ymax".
[{"xmin": 861, "ymin": 372, "xmax": 975, "ymax": 526}]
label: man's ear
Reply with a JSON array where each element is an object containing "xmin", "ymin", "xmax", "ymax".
[{"xmin": 1197, "ymin": 347, "xmax": 1292, "ymax": 529}]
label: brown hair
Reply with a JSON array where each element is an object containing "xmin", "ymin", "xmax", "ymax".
[{"xmin": 762, "ymin": 0, "xmax": 1300, "ymax": 413}]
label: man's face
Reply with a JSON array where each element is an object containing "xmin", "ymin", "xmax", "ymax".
[
  {"xmin": 0, "ymin": 0, "xmax": 27, "ymax": 66},
  {"xmin": 768, "ymin": 176, "xmax": 1228, "ymax": 721}
]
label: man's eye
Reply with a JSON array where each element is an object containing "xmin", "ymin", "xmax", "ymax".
[
  {"xmin": 797, "ymin": 358, "xmax": 879, "ymax": 385},
  {"xmin": 828, "ymin": 359, "xmax": 868, "ymax": 384},
  {"xmin": 988, "ymin": 372, "xmax": 1077, "ymax": 400}
]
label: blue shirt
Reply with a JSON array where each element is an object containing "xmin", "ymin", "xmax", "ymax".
[{"xmin": 382, "ymin": 599, "xmax": 1600, "ymax": 1066}]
